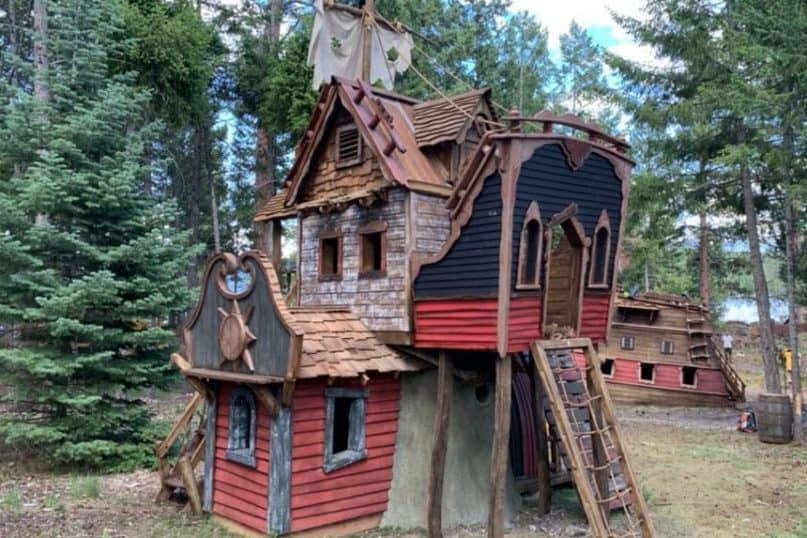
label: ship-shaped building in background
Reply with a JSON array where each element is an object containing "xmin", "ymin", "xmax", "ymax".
[
  {"xmin": 156, "ymin": 3, "xmax": 658, "ymax": 537},
  {"xmin": 604, "ymin": 291, "xmax": 745, "ymax": 407}
]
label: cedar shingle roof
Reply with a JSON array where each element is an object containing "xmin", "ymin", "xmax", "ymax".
[
  {"xmin": 253, "ymin": 189, "xmax": 296, "ymax": 221},
  {"xmin": 291, "ymin": 306, "xmax": 424, "ymax": 379},
  {"xmin": 412, "ymin": 88, "xmax": 492, "ymax": 147}
]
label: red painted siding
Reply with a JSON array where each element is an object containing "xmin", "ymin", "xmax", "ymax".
[
  {"xmin": 508, "ymin": 295, "xmax": 542, "ymax": 352},
  {"xmin": 213, "ymin": 383, "xmax": 270, "ymax": 533},
  {"xmin": 603, "ymin": 357, "xmax": 728, "ymax": 396},
  {"xmin": 414, "ymin": 298, "xmax": 498, "ymax": 350},
  {"xmin": 290, "ymin": 375, "xmax": 399, "ymax": 533},
  {"xmin": 580, "ymin": 294, "xmax": 611, "ymax": 343}
]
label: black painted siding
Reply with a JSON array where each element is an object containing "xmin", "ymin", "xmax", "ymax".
[
  {"xmin": 511, "ymin": 144, "xmax": 622, "ymax": 291},
  {"xmin": 414, "ymin": 173, "xmax": 502, "ymax": 296}
]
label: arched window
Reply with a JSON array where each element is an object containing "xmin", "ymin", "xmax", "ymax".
[
  {"xmin": 517, "ymin": 201, "xmax": 543, "ymax": 289},
  {"xmin": 227, "ymin": 388, "xmax": 256, "ymax": 467},
  {"xmin": 589, "ymin": 210, "xmax": 611, "ymax": 287}
]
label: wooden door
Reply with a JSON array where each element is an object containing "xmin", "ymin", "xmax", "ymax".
[{"xmin": 544, "ymin": 226, "xmax": 583, "ymax": 332}]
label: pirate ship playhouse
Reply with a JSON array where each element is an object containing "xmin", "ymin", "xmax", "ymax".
[
  {"xmin": 603, "ymin": 291, "xmax": 745, "ymax": 406},
  {"xmin": 161, "ymin": 75, "xmax": 654, "ymax": 538}
]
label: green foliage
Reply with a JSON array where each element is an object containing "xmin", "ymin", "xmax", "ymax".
[
  {"xmin": 68, "ymin": 475, "xmax": 101, "ymax": 500},
  {"xmin": 0, "ymin": 0, "xmax": 196, "ymax": 470}
]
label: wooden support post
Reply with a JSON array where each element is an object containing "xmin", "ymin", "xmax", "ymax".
[
  {"xmin": 178, "ymin": 455, "xmax": 203, "ymax": 515},
  {"xmin": 532, "ymin": 361, "xmax": 551, "ymax": 516},
  {"xmin": 427, "ymin": 353, "xmax": 453, "ymax": 537},
  {"xmin": 248, "ymin": 384, "xmax": 280, "ymax": 418},
  {"xmin": 361, "ymin": 0, "xmax": 374, "ymax": 82},
  {"xmin": 488, "ymin": 355, "xmax": 512, "ymax": 538}
]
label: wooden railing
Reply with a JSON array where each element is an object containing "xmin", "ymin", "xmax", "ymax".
[
  {"xmin": 708, "ymin": 337, "xmax": 746, "ymax": 402},
  {"xmin": 154, "ymin": 392, "xmax": 206, "ymax": 513}
]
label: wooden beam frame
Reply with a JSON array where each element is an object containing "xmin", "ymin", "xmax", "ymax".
[
  {"xmin": 487, "ymin": 355, "xmax": 512, "ymax": 537},
  {"xmin": 248, "ymin": 384, "xmax": 280, "ymax": 418},
  {"xmin": 427, "ymin": 353, "xmax": 453, "ymax": 537}
]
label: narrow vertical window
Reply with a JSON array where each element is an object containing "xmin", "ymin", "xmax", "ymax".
[
  {"xmin": 620, "ymin": 335, "xmax": 635, "ymax": 350},
  {"xmin": 661, "ymin": 341, "xmax": 675, "ymax": 355},
  {"xmin": 358, "ymin": 221, "xmax": 387, "ymax": 277},
  {"xmin": 319, "ymin": 230, "xmax": 342, "ymax": 280},
  {"xmin": 516, "ymin": 201, "xmax": 543, "ymax": 289},
  {"xmin": 226, "ymin": 388, "xmax": 257, "ymax": 467},
  {"xmin": 323, "ymin": 387, "xmax": 367, "ymax": 473},
  {"xmin": 589, "ymin": 209, "xmax": 611, "ymax": 287}
]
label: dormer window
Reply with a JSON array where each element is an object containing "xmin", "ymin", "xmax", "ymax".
[
  {"xmin": 319, "ymin": 229, "xmax": 342, "ymax": 280},
  {"xmin": 588, "ymin": 210, "xmax": 611, "ymax": 288},
  {"xmin": 336, "ymin": 124, "xmax": 362, "ymax": 168},
  {"xmin": 516, "ymin": 201, "xmax": 543, "ymax": 289}
]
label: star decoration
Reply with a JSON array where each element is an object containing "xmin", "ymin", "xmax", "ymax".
[{"xmin": 217, "ymin": 300, "xmax": 256, "ymax": 372}]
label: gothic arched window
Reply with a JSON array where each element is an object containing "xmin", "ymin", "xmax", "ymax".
[
  {"xmin": 589, "ymin": 210, "xmax": 611, "ymax": 288},
  {"xmin": 516, "ymin": 201, "xmax": 543, "ymax": 289}
]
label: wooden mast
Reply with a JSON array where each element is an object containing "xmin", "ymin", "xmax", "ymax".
[{"xmin": 361, "ymin": 0, "xmax": 374, "ymax": 82}]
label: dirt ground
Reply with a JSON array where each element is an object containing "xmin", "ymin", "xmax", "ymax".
[{"xmin": 1, "ymin": 353, "xmax": 805, "ymax": 537}]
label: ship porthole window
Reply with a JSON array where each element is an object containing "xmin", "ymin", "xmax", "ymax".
[
  {"xmin": 323, "ymin": 387, "xmax": 368, "ymax": 473},
  {"xmin": 226, "ymin": 388, "xmax": 257, "ymax": 467}
]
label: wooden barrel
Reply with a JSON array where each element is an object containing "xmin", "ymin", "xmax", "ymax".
[{"xmin": 756, "ymin": 393, "xmax": 793, "ymax": 444}]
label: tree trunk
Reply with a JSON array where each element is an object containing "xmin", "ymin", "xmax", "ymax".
[
  {"xmin": 740, "ymin": 162, "xmax": 781, "ymax": 394},
  {"xmin": 33, "ymin": 0, "xmax": 50, "ymax": 105},
  {"xmin": 698, "ymin": 211, "xmax": 711, "ymax": 306},
  {"xmin": 210, "ymin": 172, "xmax": 221, "ymax": 254},
  {"xmin": 783, "ymin": 190, "xmax": 802, "ymax": 443}
]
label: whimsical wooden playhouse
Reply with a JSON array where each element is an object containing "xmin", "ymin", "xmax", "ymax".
[{"xmin": 160, "ymin": 77, "xmax": 654, "ymax": 538}]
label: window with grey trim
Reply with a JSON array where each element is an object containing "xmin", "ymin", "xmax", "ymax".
[
  {"xmin": 620, "ymin": 335, "xmax": 635, "ymax": 350},
  {"xmin": 323, "ymin": 387, "xmax": 367, "ymax": 473},
  {"xmin": 227, "ymin": 388, "xmax": 256, "ymax": 467}
]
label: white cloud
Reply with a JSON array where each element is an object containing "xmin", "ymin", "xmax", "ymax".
[{"xmin": 511, "ymin": 0, "xmax": 660, "ymax": 66}]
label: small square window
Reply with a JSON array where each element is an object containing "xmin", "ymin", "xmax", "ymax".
[
  {"xmin": 360, "ymin": 231, "xmax": 385, "ymax": 275},
  {"xmin": 661, "ymin": 341, "xmax": 675, "ymax": 355},
  {"xmin": 601, "ymin": 358, "xmax": 615, "ymax": 377},
  {"xmin": 682, "ymin": 366, "xmax": 697, "ymax": 387},
  {"xmin": 639, "ymin": 363, "xmax": 655, "ymax": 383},
  {"xmin": 323, "ymin": 387, "xmax": 367, "ymax": 473},
  {"xmin": 620, "ymin": 336, "xmax": 635, "ymax": 350},
  {"xmin": 319, "ymin": 234, "xmax": 342, "ymax": 279}
]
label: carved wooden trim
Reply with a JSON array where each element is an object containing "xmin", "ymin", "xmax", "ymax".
[
  {"xmin": 516, "ymin": 201, "xmax": 543, "ymax": 290},
  {"xmin": 588, "ymin": 209, "xmax": 612, "ymax": 289},
  {"xmin": 561, "ymin": 138, "xmax": 593, "ymax": 170}
]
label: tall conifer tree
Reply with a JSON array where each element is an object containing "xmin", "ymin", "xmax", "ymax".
[{"xmin": 0, "ymin": 0, "xmax": 196, "ymax": 469}]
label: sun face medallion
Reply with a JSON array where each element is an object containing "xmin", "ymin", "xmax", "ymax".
[{"xmin": 217, "ymin": 301, "xmax": 256, "ymax": 372}]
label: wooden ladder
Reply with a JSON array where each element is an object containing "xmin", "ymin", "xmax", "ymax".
[
  {"xmin": 155, "ymin": 392, "xmax": 207, "ymax": 514},
  {"xmin": 530, "ymin": 338, "xmax": 655, "ymax": 538}
]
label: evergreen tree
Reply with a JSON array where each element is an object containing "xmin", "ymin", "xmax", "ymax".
[
  {"xmin": 0, "ymin": 0, "xmax": 196, "ymax": 469},
  {"xmin": 556, "ymin": 21, "xmax": 607, "ymax": 115}
]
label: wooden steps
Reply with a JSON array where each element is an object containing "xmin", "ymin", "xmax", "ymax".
[{"xmin": 530, "ymin": 338, "xmax": 655, "ymax": 538}]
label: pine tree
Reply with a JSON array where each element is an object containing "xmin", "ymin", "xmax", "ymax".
[
  {"xmin": 0, "ymin": 0, "xmax": 197, "ymax": 470},
  {"xmin": 556, "ymin": 21, "xmax": 607, "ymax": 115}
]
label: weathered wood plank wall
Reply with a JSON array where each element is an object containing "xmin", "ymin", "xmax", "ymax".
[
  {"xmin": 289, "ymin": 375, "xmax": 400, "ymax": 533},
  {"xmin": 300, "ymin": 189, "xmax": 409, "ymax": 332},
  {"xmin": 213, "ymin": 383, "xmax": 271, "ymax": 533}
]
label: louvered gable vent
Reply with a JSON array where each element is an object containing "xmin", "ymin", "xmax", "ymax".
[{"xmin": 336, "ymin": 123, "xmax": 362, "ymax": 168}]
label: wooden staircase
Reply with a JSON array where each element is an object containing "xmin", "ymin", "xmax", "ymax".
[
  {"xmin": 155, "ymin": 392, "xmax": 207, "ymax": 514},
  {"xmin": 708, "ymin": 338, "xmax": 746, "ymax": 402},
  {"xmin": 530, "ymin": 338, "xmax": 655, "ymax": 538}
]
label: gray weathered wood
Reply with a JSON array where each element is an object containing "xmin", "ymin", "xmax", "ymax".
[
  {"xmin": 203, "ymin": 394, "xmax": 217, "ymax": 512},
  {"xmin": 268, "ymin": 404, "xmax": 292, "ymax": 534},
  {"xmin": 488, "ymin": 356, "xmax": 512, "ymax": 538}
]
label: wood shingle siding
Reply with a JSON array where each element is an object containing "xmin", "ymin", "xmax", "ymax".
[
  {"xmin": 213, "ymin": 383, "xmax": 271, "ymax": 533},
  {"xmin": 290, "ymin": 376, "xmax": 400, "ymax": 533},
  {"xmin": 300, "ymin": 189, "xmax": 409, "ymax": 332},
  {"xmin": 414, "ymin": 173, "xmax": 503, "ymax": 296},
  {"xmin": 414, "ymin": 192, "xmax": 451, "ymax": 257}
]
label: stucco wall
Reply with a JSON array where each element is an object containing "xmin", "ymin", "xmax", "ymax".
[{"xmin": 381, "ymin": 368, "xmax": 522, "ymax": 529}]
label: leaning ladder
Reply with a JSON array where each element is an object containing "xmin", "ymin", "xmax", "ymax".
[{"xmin": 530, "ymin": 338, "xmax": 655, "ymax": 538}]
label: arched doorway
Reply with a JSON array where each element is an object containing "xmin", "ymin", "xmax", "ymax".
[{"xmin": 543, "ymin": 215, "xmax": 588, "ymax": 334}]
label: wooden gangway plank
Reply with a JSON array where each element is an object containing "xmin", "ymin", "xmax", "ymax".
[{"xmin": 530, "ymin": 338, "xmax": 655, "ymax": 538}]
